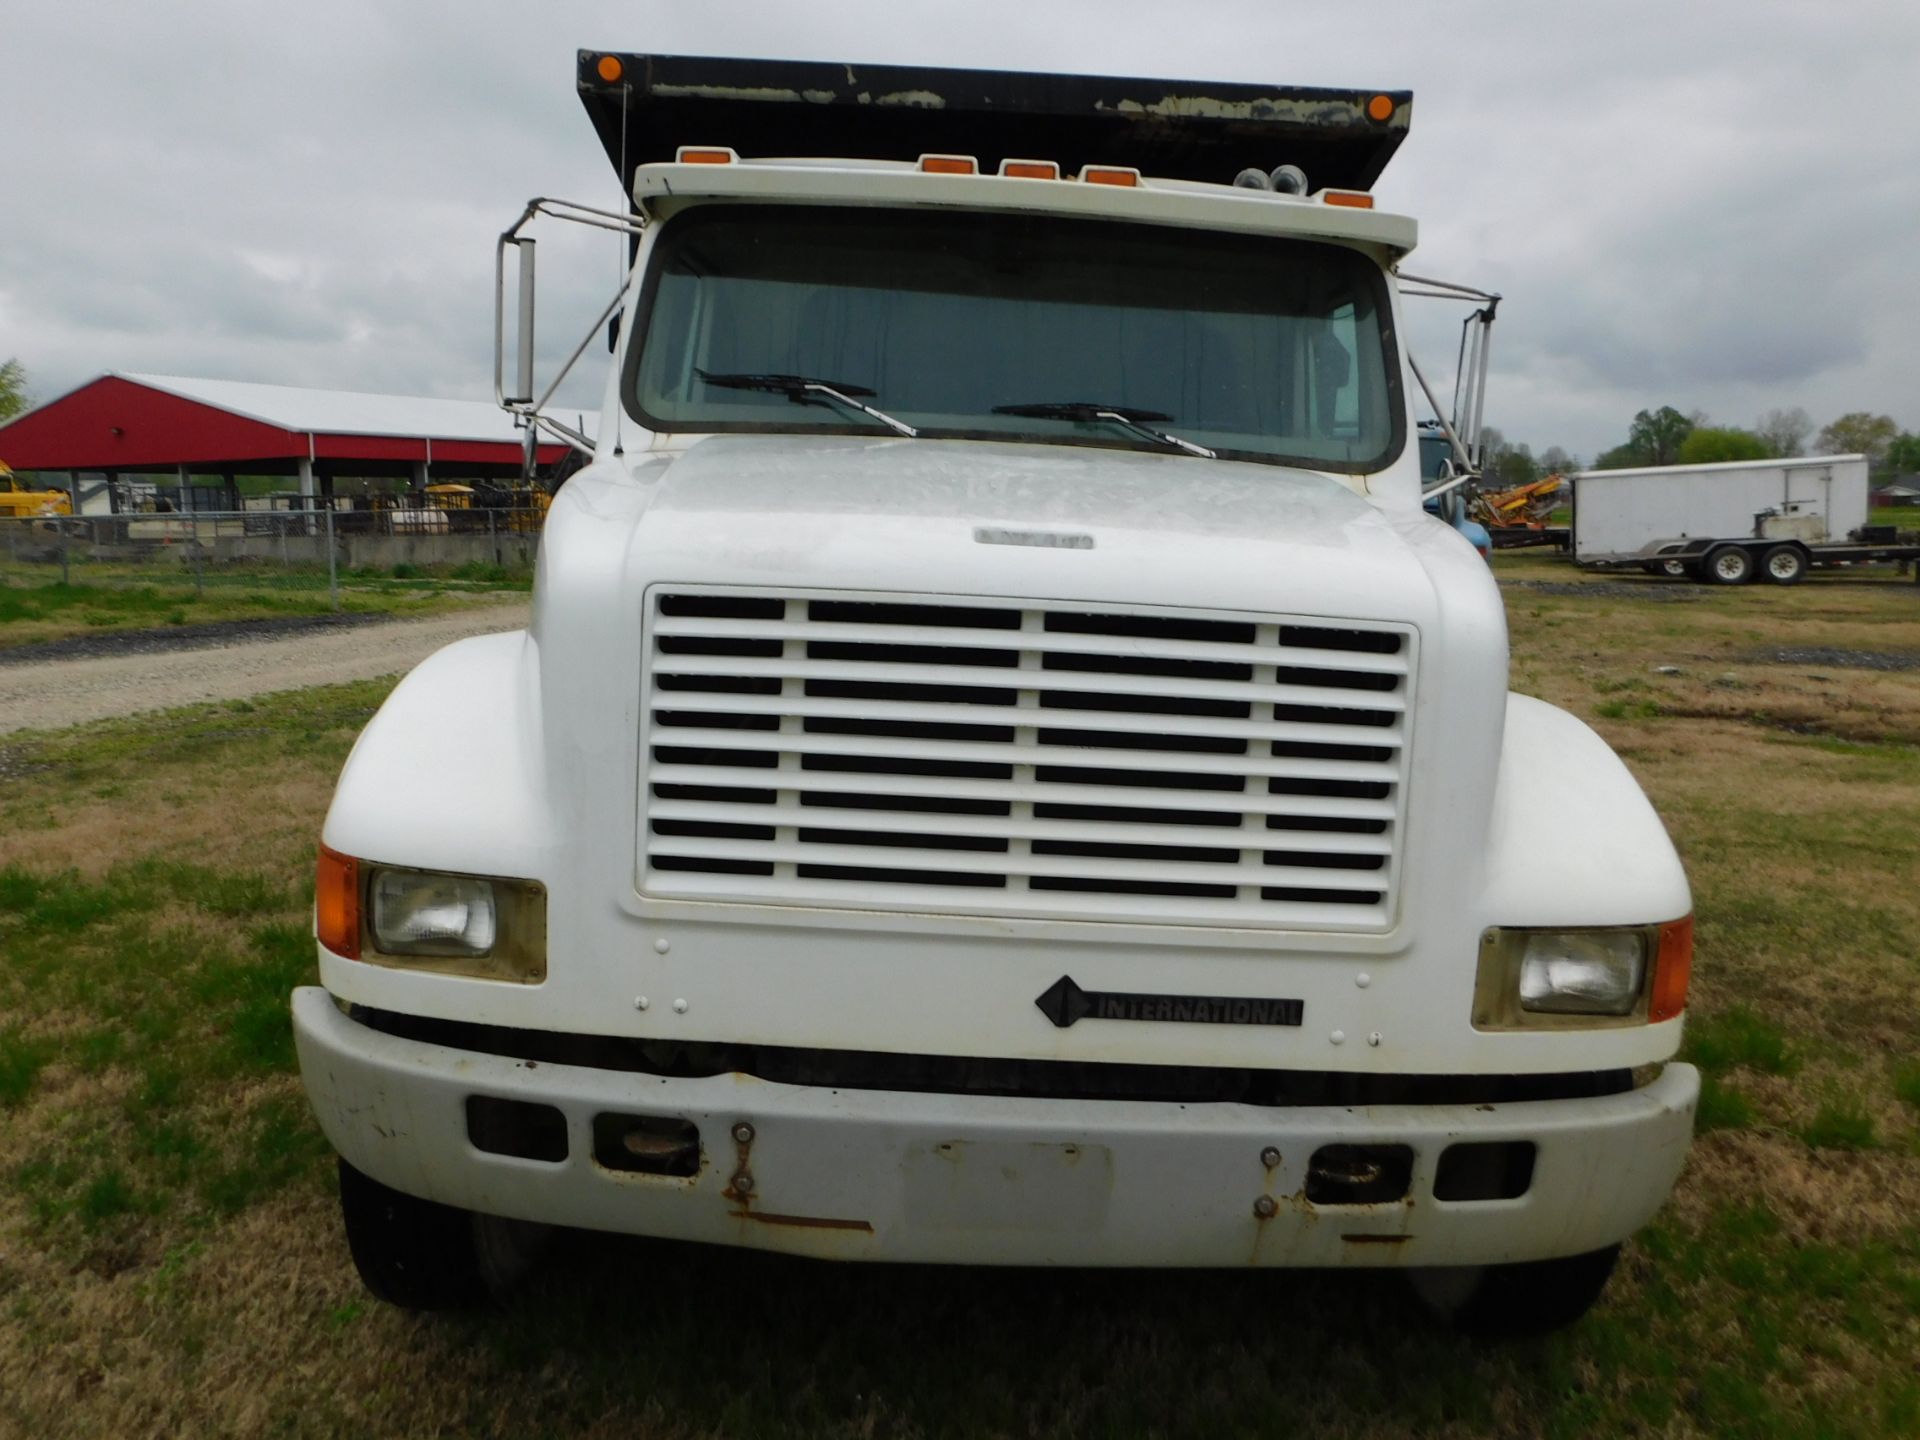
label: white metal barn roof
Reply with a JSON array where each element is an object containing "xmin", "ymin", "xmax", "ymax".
[{"xmin": 118, "ymin": 373, "xmax": 532, "ymax": 444}]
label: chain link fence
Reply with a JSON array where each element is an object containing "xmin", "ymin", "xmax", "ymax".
[{"xmin": 0, "ymin": 502, "xmax": 545, "ymax": 608}]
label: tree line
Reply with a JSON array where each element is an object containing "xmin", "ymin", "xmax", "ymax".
[{"xmin": 1480, "ymin": 404, "xmax": 1920, "ymax": 489}]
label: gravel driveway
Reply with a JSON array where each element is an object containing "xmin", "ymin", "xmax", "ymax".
[{"xmin": 0, "ymin": 601, "xmax": 530, "ymax": 736}]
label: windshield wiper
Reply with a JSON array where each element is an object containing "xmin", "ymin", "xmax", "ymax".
[
  {"xmin": 696, "ymin": 371, "xmax": 919, "ymax": 438},
  {"xmin": 992, "ymin": 401, "xmax": 1217, "ymax": 459}
]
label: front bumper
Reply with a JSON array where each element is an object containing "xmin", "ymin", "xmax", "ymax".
[{"xmin": 293, "ymin": 987, "xmax": 1697, "ymax": 1268}]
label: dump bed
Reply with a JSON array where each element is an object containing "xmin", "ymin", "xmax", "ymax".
[{"xmin": 576, "ymin": 52, "xmax": 1409, "ymax": 198}]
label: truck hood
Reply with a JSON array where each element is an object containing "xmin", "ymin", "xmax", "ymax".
[{"xmin": 624, "ymin": 434, "xmax": 1456, "ymax": 624}]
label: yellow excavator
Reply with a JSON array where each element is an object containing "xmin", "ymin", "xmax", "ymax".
[
  {"xmin": 0, "ymin": 461, "xmax": 72, "ymax": 518},
  {"xmin": 1471, "ymin": 474, "xmax": 1565, "ymax": 532}
]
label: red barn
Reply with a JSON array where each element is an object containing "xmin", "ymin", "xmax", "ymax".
[{"xmin": 0, "ymin": 373, "xmax": 572, "ymax": 510}]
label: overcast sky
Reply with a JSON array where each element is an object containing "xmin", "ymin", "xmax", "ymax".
[{"xmin": 4, "ymin": 0, "xmax": 1916, "ymax": 461}]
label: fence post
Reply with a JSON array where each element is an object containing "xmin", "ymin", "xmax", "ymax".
[
  {"xmin": 325, "ymin": 505, "xmax": 339, "ymax": 611},
  {"xmin": 488, "ymin": 507, "xmax": 498, "ymax": 565},
  {"xmin": 59, "ymin": 518, "xmax": 71, "ymax": 586},
  {"xmin": 189, "ymin": 515, "xmax": 204, "ymax": 596}
]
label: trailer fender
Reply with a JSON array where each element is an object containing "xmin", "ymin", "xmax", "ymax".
[
  {"xmin": 1474, "ymin": 693, "xmax": 1690, "ymax": 928},
  {"xmin": 321, "ymin": 630, "xmax": 553, "ymax": 883}
]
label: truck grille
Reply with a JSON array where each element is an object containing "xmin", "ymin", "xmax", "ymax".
[{"xmin": 639, "ymin": 588, "xmax": 1415, "ymax": 930}]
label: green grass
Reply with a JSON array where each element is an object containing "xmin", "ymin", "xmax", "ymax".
[
  {"xmin": 1, "ymin": 570, "xmax": 1918, "ymax": 1437},
  {"xmin": 1895, "ymin": 1061, "xmax": 1920, "ymax": 1112},
  {"xmin": 1694, "ymin": 1073, "xmax": 1758, "ymax": 1133},
  {"xmin": 1868, "ymin": 505, "xmax": 1919, "ymax": 531},
  {"xmin": 1799, "ymin": 1100, "xmax": 1880, "ymax": 1152},
  {"xmin": 1593, "ymin": 696, "xmax": 1661, "ymax": 720},
  {"xmin": 1685, "ymin": 1005, "xmax": 1799, "ymax": 1077},
  {"xmin": 0, "ymin": 563, "xmax": 529, "ymax": 650}
]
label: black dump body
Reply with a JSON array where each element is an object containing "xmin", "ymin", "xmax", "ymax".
[{"xmin": 578, "ymin": 52, "xmax": 1409, "ymax": 199}]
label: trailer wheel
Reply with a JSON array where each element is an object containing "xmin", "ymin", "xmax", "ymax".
[
  {"xmin": 1704, "ymin": 545, "xmax": 1754, "ymax": 585},
  {"xmin": 1760, "ymin": 544, "xmax": 1807, "ymax": 585},
  {"xmin": 1658, "ymin": 557, "xmax": 1691, "ymax": 578},
  {"xmin": 337, "ymin": 1158, "xmax": 548, "ymax": 1309},
  {"xmin": 1409, "ymin": 1243, "xmax": 1622, "ymax": 1336}
]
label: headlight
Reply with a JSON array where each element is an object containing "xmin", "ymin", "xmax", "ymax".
[
  {"xmin": 315, "ymin": 848, "xmax": 546, "ymax": 983},
  {"xmin": 1517, "ymin": 931, "xmax": 1644, "ymax": 1015},
  {"xmin": 1473, "ymin": 920, "xmax": 1691, "ymax": 1030},
  {"xmin": 372, "ymin": 870, "xmax": 497, "ymax": 956}
]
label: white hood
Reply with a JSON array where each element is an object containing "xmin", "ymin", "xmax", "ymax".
[{"xmin": 623, "ymin": 434, "xmax": 1460, "ymax": 626}]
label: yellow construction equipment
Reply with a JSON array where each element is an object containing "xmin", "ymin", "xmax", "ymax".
[
  {"xmin": 1471, "ymin": 474, "xmax": 1564, "ymax": 531},
  {"xmin": 0, "ymin": 462, "xmax": 72, "ymax": 518}
]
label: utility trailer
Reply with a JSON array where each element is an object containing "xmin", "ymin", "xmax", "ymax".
[
  {"xmin": 1570, "ymin": 455, "xmax": 1918, "ymax": 584},
  {"xmin": 294, "ymin": 52, "xmax": 1700, "ymax": 1336}
]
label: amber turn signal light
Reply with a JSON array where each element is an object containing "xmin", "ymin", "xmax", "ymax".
[
  {"xmin": 1322, "ymin": 190, "xmax": 1375, "ymax": 209},
  {"xmin": 919, "ymin": 154, "xmax": 978, "ymax": 175},
  {"xmin": 1649, "ymin": 915, "xmax": 1694, "ymax": 1022},
  {"xmin": 999, "ymin": 159, "xmax": 1060, "ymax": 180},
  {"xmin": 316, "ymin": 845, "xmax": 360, "ymax": 960},
  {"xmin": 1080, "ymin": 166, "xmax": 1140, "ymax": 187},
  {"xmin": 1367, "ymin": 94, "xmax": 1394, "ymax": 122},
  {"xmin": 596, "ymin": 55, "xmax": 625, "ymax": 83}
]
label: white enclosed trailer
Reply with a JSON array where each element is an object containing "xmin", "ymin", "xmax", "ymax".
[{"xmin": 1571, "ymin": 455, "xmax": 1914, "ymax": 584}]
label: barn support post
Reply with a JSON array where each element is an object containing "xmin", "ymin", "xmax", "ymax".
[
  {"xmin": 325, "ymin": 504, "xmax": 339, "ymax": 612},
  {"xmin": 298, "ymin": 456, "xmax": 317, "ymax": 536}
]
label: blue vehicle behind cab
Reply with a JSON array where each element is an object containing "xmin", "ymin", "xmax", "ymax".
[{"xmin": 1420, "ymin": 423, "xmax": 1492, "ymax": 560}]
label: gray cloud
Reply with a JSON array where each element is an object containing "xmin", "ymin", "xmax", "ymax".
[{"xmin": 3, "ymin": 0, "xmax": 1917, "ymax": 459}]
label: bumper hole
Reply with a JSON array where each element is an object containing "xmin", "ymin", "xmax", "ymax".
[
  {"xmin": 1305, "ymin": 1143, "xmax": 1412, "ymax": 1204},
  {"xmin": 1433, "ymin": 1140, "xmax": 1536, "ymax": 1201},
  {"xmin": 466, "ymin": 1095, "xmax": 568, "ymax": 1163},
  {"xmin": 593, "ymin": 1113, "xmax": 701, "ymax": 1177}
]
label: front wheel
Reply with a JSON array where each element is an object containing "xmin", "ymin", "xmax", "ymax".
[
  {"xmin": 1761, "ymin": 543, "xmax": 1807, "ymax": 585},
  {"xmin": 1408, "ymin": 1243, "xmax": 1622, "ymax": 1336},
  {"xmin": 1704, "ymin": 544, "xmax": 1755, "ymax": 585},
  {"xmin": 337, "ymin": 1158, "xmax": 548, "ymax": 1309}
]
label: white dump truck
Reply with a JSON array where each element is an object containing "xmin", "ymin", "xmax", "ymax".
[
  {"xmin": 293, "ymin": 53, "xmax": 1698, "ymax": 1333},
  {"xmin": 1572, "ymin": 454, "xmax": 1918, "ymax": 584}
]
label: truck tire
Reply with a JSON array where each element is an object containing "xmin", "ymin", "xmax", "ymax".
[
  {"xmin": 1704, "ymin": 545, "xmax": 1754, "ymax": 585},
  {"xmin": 1760, "ymin": 544, "xmax": 1807, "ymax": 585},
  {"xmin": 1408, "ymin": 1243, "xmax": 1622, "ymax": 1336},
  {"xmin": 337, "ymin": 1158, "xmax": 548, "ymax": 1309}
]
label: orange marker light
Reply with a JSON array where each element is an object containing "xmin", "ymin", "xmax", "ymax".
[
  {"xmin": 676, "ymin": 147, "xmax": 736, "ymax": 165},
  {"xmin": 316, "ymin": 845, "xmax": 361, "ymax": 960},
  {"xmin": 1323, "ymin": 190, "xmax": 1375, "ymax": 209},
  {"xmin": 596, "ymin": 55, "xmax": 625, "ymax": 84},
  {"xmin": 1649, "ymin": 915, "xmax": 1694, "ymax": 1022},
  {"xmin": 1367, "ymin": 94, "xmax": 1394, "ymax": 122},
  {"xmin": 1000, "ymin": 159, "xmax": 1060, "ymax": 180},
  {"xmin": 919, "ymin": 154, "xmax": 978, "ymax": 174},
  {"xmin": 1081, "ymin": 166, "xmax": 1140, "ymax": 187}
]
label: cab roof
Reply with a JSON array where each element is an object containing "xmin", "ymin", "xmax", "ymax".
[{"xmin": 577, "ymin": 52, "xmax": 1410, "ymax": 199}]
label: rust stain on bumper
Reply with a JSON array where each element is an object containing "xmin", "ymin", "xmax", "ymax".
[{"xmin": 738, "ymin": 1210, "xmax": 874, "ymax": 1233}]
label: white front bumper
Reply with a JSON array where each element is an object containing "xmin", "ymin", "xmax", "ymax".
[{"xmin": 293, "ymin": 987, "xmax": 1697, "ymax": 1269}]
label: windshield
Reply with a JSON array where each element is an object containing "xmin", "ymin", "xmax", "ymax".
[{"xmin": 626, "ymin": 204, "xmax": 1402, "ymax": 472}]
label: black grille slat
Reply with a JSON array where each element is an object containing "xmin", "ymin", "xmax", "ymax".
[{"xmin": 1037, "ymin": 727, "xmax": 1248, "ymax": 756}]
